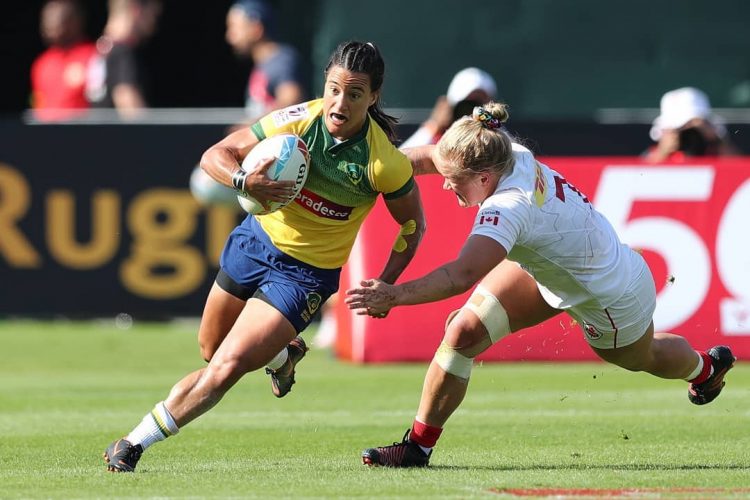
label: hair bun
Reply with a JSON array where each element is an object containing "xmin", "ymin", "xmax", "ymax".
[{"xmin": 472, "ymin": 106, "xmax": 502, "ymax": 130}]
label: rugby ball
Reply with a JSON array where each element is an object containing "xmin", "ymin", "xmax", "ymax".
[{"xmin": 237, "ymin": 134, "xmax": 310, "ymax": 214}]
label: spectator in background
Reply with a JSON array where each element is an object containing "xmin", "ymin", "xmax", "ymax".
[
  {"xmin": 30, "ymin": 0, "xmax": 96, "ymax": 121},
  {"xmin": 225, "ymin": 0, "xmax": 308, "ymax": 119},
  {"xmin": 85, "ymin": 0, "xmax": 162, "ymax": 119},
  {"xmin": 645, "ymin": 87, "xmax": 741, "ymax": 163},
  {"xmin": 190, "ymin": 0, "xmax": 309, "ymax": 207},
  {"xmin": 400, "ymin": 67, "xmax": 497, "ymax": 148}
]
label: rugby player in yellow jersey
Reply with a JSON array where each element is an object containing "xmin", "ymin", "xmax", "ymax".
[{"xmin": 103, "ymin": 41, "xmax": 426, "ymax": 472}]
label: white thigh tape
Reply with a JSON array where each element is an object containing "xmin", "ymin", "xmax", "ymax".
[{"xmin": 464, "ymin": 285, "xmax": 510, "ymax": 344}]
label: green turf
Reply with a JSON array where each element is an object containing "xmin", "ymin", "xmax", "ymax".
[{"xmin": 0, "ymin": 320, "xmax": 748, "ymax": 499}]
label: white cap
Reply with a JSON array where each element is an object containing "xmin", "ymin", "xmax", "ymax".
[
  {"xmin": 650, "ymin": 87, "xmax": 712, "ymax": 141},
  {"xmin": 446, "ymin": 67, "xmax": 497, "ymax": 105}
]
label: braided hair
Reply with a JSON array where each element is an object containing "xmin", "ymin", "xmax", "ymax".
[{"xmin": 324, "ymin": 41, "xmax": 399, "ymax": 143}]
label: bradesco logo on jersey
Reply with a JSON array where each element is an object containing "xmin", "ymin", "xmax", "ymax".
[{"xmin": 294, "ymin": 188, "xmax": 353, "ymax": 220}]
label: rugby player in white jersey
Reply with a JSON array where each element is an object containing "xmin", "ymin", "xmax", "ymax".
[{"xmin": 346, "ymin": 102, "xmax": 736, "ymax": 468}]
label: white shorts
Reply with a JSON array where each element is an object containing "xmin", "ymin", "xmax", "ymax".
[{"xmin": 566, "ymin": 253, "xmax": 657, "ymax": 350}]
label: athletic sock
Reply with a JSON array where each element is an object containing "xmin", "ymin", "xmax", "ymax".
[
  {"xmin": 685, "ymin": 351, "xmax": 704, "ymax": 381},
  {"xmin": 417, "ymin": 444, "xmax": 433, "ymax": 455},
  {"xmin": 410, "ymin": 418, "xmax": 442, "ymax": 453},
  {"xmin": 126, "ymin": 401, "xmax": 180, "ymax": 450},
  {"xmin": 266, "ymin": 347, "xmax": 289, "ymax": 371},
  {"xmin": 687, "ymin": 351, "xmax": 714, "ymax": 384}
]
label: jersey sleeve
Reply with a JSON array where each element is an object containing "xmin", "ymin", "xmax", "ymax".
[
  {"xmin": 251, "ymin": 99, "xmax": 321, "ymax": 141},
  {"xmin": 471, "ymin": 189, "xmax": 532, "ymax": 253},
  {"xmin": 369, "ymin": 140, "xmax": 415, "ymax": 199}
]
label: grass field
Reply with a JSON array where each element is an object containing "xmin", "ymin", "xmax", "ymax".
[{"xmin": 0, "ymin": 320, "xmax": 748, "ymax": 499}]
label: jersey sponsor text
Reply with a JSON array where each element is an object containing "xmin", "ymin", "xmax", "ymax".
[{"xmin": 294, "ymin": 188, "xmax": 353, "ymax": 220}]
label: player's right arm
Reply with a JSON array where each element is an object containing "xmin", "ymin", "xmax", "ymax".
[
  {"xmin": 199, "ymin": 126, "xmax": 295, "ymax": 204},
  {"xmin": 402, "ymin": 145, "xmax": 439, "ymax": 176},
  {"xmin": 346, "ymin": 234, "xmax": 507, "ymax": 315}
]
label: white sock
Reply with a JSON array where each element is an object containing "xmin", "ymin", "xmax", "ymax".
[
  {"xmin": 126, "ymin": 401, "xmax": 180, "ymax": 450},
  {"xmin": 685, "ymin": 352, "xmax": 703, "ymax": 381},
  {"xmin": 266, "ymin": 347, "xmax": 289, "ymax": 371}
]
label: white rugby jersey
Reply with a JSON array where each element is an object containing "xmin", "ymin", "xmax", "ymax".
[{"xmin": 471, "ymin": 143, "xmax": 633, "ymax": 309}]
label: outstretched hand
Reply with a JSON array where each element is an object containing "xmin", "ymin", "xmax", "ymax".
[
  {"xmin": 244, "ymin": 157, "xmax": 297, "ymax": 203},
  {"xmin": 345, "ymin": 279, "xmax": 397, "ymax": 318}
]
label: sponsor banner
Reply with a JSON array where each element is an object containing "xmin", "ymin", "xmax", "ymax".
[
  {"xmin": 337, "ymin": 158, "xmax": 750, "ymax": 362},
  {"xmin": 0, "ymin": 123, "xmax": 243, "ymax": 316}
]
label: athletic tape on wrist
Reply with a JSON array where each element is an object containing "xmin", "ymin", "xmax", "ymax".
[{"xmin": 231, "ymin": 169, "xmax": 248, "ymax": 192}]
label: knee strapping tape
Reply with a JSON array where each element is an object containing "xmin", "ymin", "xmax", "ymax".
[{"xmin": 464, "ymin": 285, "xmax": 510, "ymax": 343}]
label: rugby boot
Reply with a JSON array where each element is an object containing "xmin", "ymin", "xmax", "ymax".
[
  {"xmin": 103, "ymin": 438, "xmax": 143, "ymax": 472},
  {"xmin": 688, "ymin": 345, "xmax": 736, "ymax": 405},
  {"xmin": 266, "ymin": 335, "xmax": 308, "ymax": 398},
  {"xmin": 362, "ymin": 429, "xmax": 431, "ymax": 467}
]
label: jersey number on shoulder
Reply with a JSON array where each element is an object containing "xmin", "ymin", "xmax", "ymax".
[{"xmin": 554, "ymin": 175, "xmax": 590, "ymax": 204}]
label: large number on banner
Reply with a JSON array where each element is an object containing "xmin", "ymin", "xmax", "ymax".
[
  {"xmin": 716, "ymin": 179, "xmax": 750, "ymax": 334},
  {"xmin": 594, "ymin": 167, "xmax": 714, "ymax": 331}
]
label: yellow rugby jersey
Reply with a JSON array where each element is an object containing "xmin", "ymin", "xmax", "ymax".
[{"xmin": 250, "ymin": 99, "xmax": 414, "ymax": 269}]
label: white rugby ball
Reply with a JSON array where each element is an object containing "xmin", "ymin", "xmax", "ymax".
[{"xmin": 237, "ymin": 133, "xmax": 310, "ymax": 214}]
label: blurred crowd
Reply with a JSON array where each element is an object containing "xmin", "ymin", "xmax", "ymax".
[
  {"xmin": 31, "ymin": 0, "xmax": 161, "ymax": 120},
  {"xmin": 30, "ymin": 0, "xmax": 307, "ymax": 123},
  {"xmin": 30, "ymin": 0, "xmax": 742, "ymax": 161}
]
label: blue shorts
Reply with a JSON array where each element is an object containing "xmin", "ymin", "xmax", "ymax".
[{"xmin": 218, "ymin": 216, "xmax": 341, "ymax": 333}]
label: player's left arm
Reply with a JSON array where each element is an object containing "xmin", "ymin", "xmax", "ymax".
[{"xmin": 378, "ymin": 182, "xmax": 426, "ymax": 285}]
